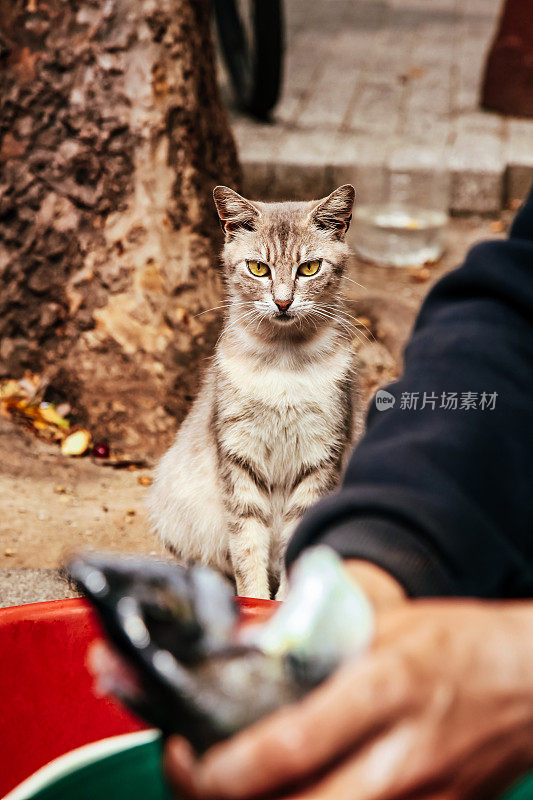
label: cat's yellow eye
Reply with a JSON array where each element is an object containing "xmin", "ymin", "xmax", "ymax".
[
  {"xmin": 297, "ymin": 259, "xmax": 321, "ymax": 277},
  {"xmin": 247, "ymin": 260, "xmax": 270, "ymax": 277}
]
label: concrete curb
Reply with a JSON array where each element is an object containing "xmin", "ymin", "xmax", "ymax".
[
  {"xmin": 0, "ymin": 568, "xmax": 79, "ymax": 608},
  {"xmin": 236, "ymin": 125, "xmax": 533, "ymax": 213}
]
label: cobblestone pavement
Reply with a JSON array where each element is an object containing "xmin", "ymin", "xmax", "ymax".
[{"xmin": 224, "ymin": 0, "xmax": 533, "ymax": 212}]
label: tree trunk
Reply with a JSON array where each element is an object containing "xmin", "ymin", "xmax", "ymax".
[{"xmin": 0, "ymin": 0, "xmax": 240, "ymax": 458}]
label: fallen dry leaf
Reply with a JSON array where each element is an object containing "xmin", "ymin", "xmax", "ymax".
[
  {"xmin": 399, "ymin": 65, "xmax": 425, "ymax": 83},
  {"xmin": 39, "ymin": 404, "xmax": 70, "ymax": 429},
  {"xmin": 0, "ymin": 375, "xmax": 71, "ymax": 442},
  {"xmin": 61, "ymin": 429, "xmax": 91, "ymax": 456}
]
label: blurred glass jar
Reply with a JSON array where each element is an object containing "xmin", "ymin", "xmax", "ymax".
[{"xmin": 349, "ymin": 144, "xmax": 450, "ymax": 268}]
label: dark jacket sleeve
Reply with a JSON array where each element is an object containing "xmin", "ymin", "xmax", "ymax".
[{"xmin": 286, "ymin": 190, "xmax": 533, "ymax": 599}]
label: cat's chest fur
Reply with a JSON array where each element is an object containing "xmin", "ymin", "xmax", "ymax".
[{"xmin": 213, "ymin": 346, "xmax": 355, "ymax": 489}]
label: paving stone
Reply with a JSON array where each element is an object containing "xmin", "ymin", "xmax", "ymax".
[
  {"xmin": 227, "ymin": 0, "xmax": 533, "ymax": 213},
  {"xmin": 389, "ymin": 0, "xmax": 458, "ymax": 10},
  {"xmin": 275, "ymin": 29, "xmax": 334, "ymax": 126},
  {"xmin": 348, "ymin": 79, "xmax": 404, "ymax": 134},
  {"xmin": 298, "ymin": 35, "xmax": 363, "ymax": 130},
  {"xmin": 401, "ymin": 115, "xmax": 452, "ymax": 143},
  {"xmin": 463, "ymin": 0, "xmax": 501, "ymax": 16},
  {"xmin": 455, "ymin": 111, "xmax": 503, "ymax": 134},
  {"xmin": 410, "ymin": 23, "xmax": 461, "ymax": 67},
  {"xmin": 448, "ymin": 132, "xmax": 505, "ymax": 213},
  {"xmin": 233, "ymin": 121, "xmax": 286, "ymax": 197},
  {"xmin": 403, "ymin": 73, "xmax": 451, "ymax": 122},
  {"xmin": 450, "ymin": 170, "xmax": 503, "ymax": 214},
  {"xmin": 505, "ymin": 120, "xmax": 533, "ymax": 202},
  {"xmin": 506, "ymin": 164, "xmax": 533, "ymax": 205},
  {"xmin": 271, "ymin": 130, "xmax": 331, "ymax": 199},
  {"xmin": 242, "ymin": 161, "xmax": 277, "ymax": 200},
  {"xmin": 273, "ymin": 162, "xmax": 330, "ymax": 200},
  {"xmin": 330, "ymin": 134, "xmax": 394, "ymax": 205},
  {"xmin": 0, "ymin": 568, "xmax": 79, "ymax": 608}
]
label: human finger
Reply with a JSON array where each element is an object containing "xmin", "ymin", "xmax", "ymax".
[
  {"xmin": 164, "ymin": 736, "xmax": 199, "ymax": 799},
  {"xmin": 192, "ymin": 649, "xmax": 411, "ymax": 799}
]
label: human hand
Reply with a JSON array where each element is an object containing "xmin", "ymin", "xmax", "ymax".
[
  {"xmin": 343, "ymin": 559, "xmax": 406, "ymax": 611},
  {"xmin": 164, "ymin": 600, "xmax": 533, "ymax": 800}
]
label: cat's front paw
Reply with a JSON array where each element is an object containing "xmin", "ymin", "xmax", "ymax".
[{"xmin": 275, "ymin": 573, "xmax": 288, "ymax": 601}]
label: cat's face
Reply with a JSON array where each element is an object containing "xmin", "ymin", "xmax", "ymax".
[{"xmin": 213, "ymin": 185, "xmax": 355, "ymax": 339}]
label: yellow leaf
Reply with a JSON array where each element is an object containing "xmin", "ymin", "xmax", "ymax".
[
  {"xmin": 0, "ymin": 380, "xmax": 23, "ymax": 400},
  {"xmin": 33, "ymin": 420, "xmax": 49, "ymax": 430},
  {"xmin": 39, "ymin": 404, "xmax": 70, "ymax": 429}
]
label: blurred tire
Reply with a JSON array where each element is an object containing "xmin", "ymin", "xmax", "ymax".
[{"xmin": 213, "ymin": 0, "xmax": 284, "ymax": 120}]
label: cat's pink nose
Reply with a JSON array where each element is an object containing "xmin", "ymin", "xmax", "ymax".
[{"xmin": 275, "ymin": 299, "xmax": 292, "ymax": 312}]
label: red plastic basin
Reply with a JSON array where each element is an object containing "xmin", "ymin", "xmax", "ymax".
[{"xmin": 0, "ymin": 596, "xmax": 276, "ymax": 797}]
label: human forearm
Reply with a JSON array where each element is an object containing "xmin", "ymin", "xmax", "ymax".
[{"xmin": 288, "ymin": 191, "xmax": 533, "ymax": 599}]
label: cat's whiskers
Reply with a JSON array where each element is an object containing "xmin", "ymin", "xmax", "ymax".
[
  {"xmin": 338, "ymin": 316, "xmax": 373, "ymax": 345},
  {"xmin": 216, "ymin": 309, "xmax": 258, "ymax": 347},
  {"xmin": 332, "ymin": 303, "xmax": 373, "ymax": 344},
  {"xmin": 228, "ymin": 309, "xmax": 258, "ymax": 331},
  {"xmin": 341, "ymin": 275, "xmax": 368, "ymax": 291},
  {"xmin": 254, "ymin": 310, "xmax": 271, "ymax": 335},
  {"xmin": 195, "ymin": 300, "xmax": 252, "ymax": 318},
  {"xmin": 296, "ymin": 311, "xmax": 310, "ymax": 334},
  {"xmin": 330, "ymin": 315, "xmax": 369, "ymax": 348},
  {"xmin": 313, "ymin": 302, "xmax": 353, "ymax": 324},
  {"xmin": 295, "ymin": 301, "xmax": 343, "ymax": 335},
  {"xmin": 319, "ymin": 303, "xmax": 373, "ymax": 344},
  {"xmin": 308, "ymin": 307, "xmax": 354, "ymax": 338},
  {"xmin": 247, "ymin": 302, "xmax": 277, "ymax": 334},
  {"xmin": 322, "ymin": 317, "xmax": 356, "ymax": 342},
  {"xmin": 244, "ymin": 311, "xmax": 265, "ymax": 336},
  {"xmin": 310, "ymin": 306, "xmax": 365, "ymax": 345}
]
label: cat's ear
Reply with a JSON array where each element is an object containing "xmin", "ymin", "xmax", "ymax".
[
  {"xmin": 213, "ymin": 186, "xmax": 261, "ymax": 238},
  {"xmin": 308, "ymin": 184, "xmax": 355, "ymax": 238}
]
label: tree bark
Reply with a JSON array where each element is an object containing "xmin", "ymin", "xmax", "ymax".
[{"xmin": 0, "ymin": 0, "xmax": 240, "ymax": 457}]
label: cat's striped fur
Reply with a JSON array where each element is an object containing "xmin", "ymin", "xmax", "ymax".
[{"xmin": 148, "ymin": 185, "xmax": 361, "ymax": 599}]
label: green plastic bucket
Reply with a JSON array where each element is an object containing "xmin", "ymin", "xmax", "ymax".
[
  {"xmin": 4, "ymin": 727, "xmax": 533, "ymax": 800},
  {"xmin": 4, "ymin": 731, "xmax": 172, "ymax": 800},
  {"xmin": 503, "ymin": 774, "xmax": 533, "ymax": 800}
]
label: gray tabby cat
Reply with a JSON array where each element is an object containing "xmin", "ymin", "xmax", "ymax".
[{"xmin": 148, "ymin": 184, "xmax": 360, "ymax": 600}]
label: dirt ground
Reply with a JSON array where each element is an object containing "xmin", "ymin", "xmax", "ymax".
[{"xmin": 0, "ymin": 215, "xmax": 507, "ymax": 599}]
